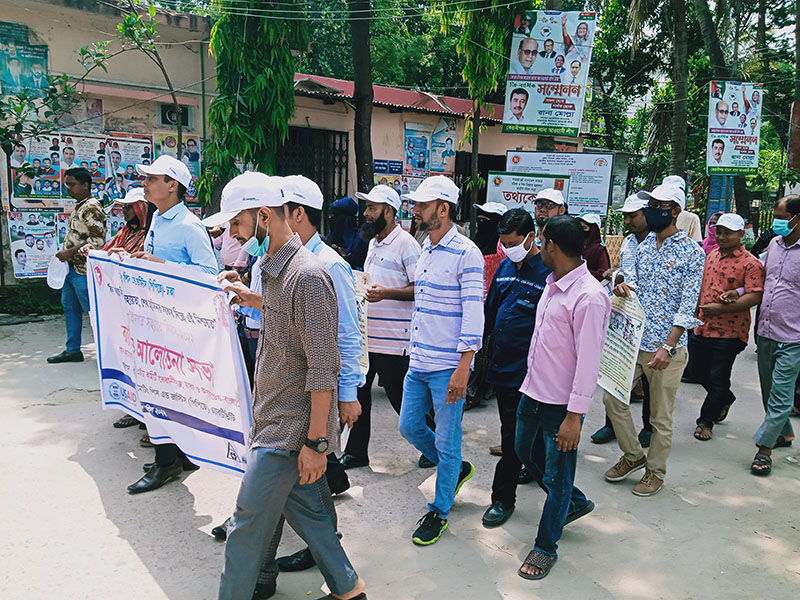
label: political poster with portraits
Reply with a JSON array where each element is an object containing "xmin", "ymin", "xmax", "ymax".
[
  {"xmin": 6, "ymin": 209, "xmax": 58, "ymax": 278},
  {"xmin": 503, "ymin": 11, "xmax": 596, "ymax": 136},
  {"xmin": 61, "ymin": 132, "xmax": 106, "ymax": 192},
  {"xmin": 706, "ymin": 81, "xmax": 763, "ymax": 175},
  {"xmin": 154, "ymin": 132, "xmax": 201, "ymax": 203},
  {"xmin": 87, "ymin": 252, "xmax": 253, "ymax": 476},
  {"xmin": 506, "ymin": 150, "xmax": 613, "ymax": 215},
  {"xmin": 403, "ymin": 122, "xmax": 432, "ymax": 177},
  {"xmin": 486, "ymin": 171, "xmax": 571, "ymax": 215},
  {"xmin": 372, "ymin": 158, "xmax": 405, "ymax": 194},
  {"xmin": 107, "ymin": 134, "xmax": 153, "ymax": 194},
  {"xmin": 429, "ymin": 117, "xmax": 457, "ymax": 176},
  {"xmin": 598, "ymin": 293, "xmax": 646, "ymax": 405},
  {"xmin": 352, "ymin": 270, "xmax": 371, "ymax": 375},
  {"xmin": 0, "ymin": 21, "xmax": 49, "ymax": 97},
  {"xmin": 8, "ymin": 135, "xmax": 64, "ymax": 209}
]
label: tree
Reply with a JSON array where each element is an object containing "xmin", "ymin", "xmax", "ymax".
[{"xmin": 349, "ymin": 0, "xmax": 374, "ymax": 193}]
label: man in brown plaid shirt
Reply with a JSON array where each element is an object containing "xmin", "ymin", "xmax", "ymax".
[{"xmin": 204, "ymin": 172, "xmax": 366, "ymax": 600}]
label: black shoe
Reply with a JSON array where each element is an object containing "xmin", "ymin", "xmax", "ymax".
[
  {"xmin": 277, "ymin": 546, "xmax": 316, "ymax": 572},
  {"xmin": 591, "ymin": 425, "xmax": 616, "ymax": 444},
  {"xmin": 638, "ymin": 428, "xmax": 652, "ymax": 448},
  {"xmin": 482, "ymin": 501, "xmax": 514, "ymax": 528},
  {"xmin": 127, "ymin": 459, "xmax": 182, "ymax": 494},
  {"xmin": 518, "ymin": 466, "xmax": 534, "ymax": 484},
  {"xmin": 211, "ymin": 516, "xmax": 232, "ymax": 541},
  {"xmin": 47, "ymin": 350, "xmax": 84, "ymax": 364},
  {"xmin": 565, "ymin": 500, "xmax": 595, "ymax": 525},
  {"xmin": 252, "ymin": 581, "xmax": 276, "ymax": 600},
  {"xmin": 418, "ymin": 454, "xmax": 436, "ymax": 469},
  {"xmin": 412, "ymin": 511, "xmax": 447, "ymax": 545},
  {"xmin": 455, "ymin": 461, "xmax": 475, "ymax": 496},
  {"xmin": 327, "ymin": 474, "xmax": 350, "ymax": 495},
  {"xmin": 340, "ymin": 454, "xmax": 370, "ymax": 470},
  {"xmin": 142, "ymin": 459, "xmax": 200, "ymax": 473}
]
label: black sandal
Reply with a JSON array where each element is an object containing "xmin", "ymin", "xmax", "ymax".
[
  {"xmin": 750, "ymin": 453, "xmax": 772, "ymax": 476},
  {"xmin": 713, "ymin": 404, "xmax": 732, "ymax": 423},
  {"xmin": 518, "ymin": 549, "xmax": 557, "ymax": 580},
  {"xmin": 694, "ymin": 425, "xmax": 713, "ymax": 441},
  {"xmin": 113, "ymin": 414, "xmax": 140, "ymax": 429}
]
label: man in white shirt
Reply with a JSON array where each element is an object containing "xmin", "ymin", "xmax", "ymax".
[
  {"xmin": 504, "ymin": 88, "xmax": 529, "ymax": 124},
  {"xmin": 510, "ymin": 38, "xmax": 538, "ymax": 76}
]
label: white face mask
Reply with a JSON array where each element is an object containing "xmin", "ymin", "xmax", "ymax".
[{"xmin": 501, "ymin": 233, "xmax": 531, "ymax": 263}]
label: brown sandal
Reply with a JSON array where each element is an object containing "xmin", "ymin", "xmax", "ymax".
[
  {"xmin": 693, "ymin": 425, "xmax": 712, "ymax": 441},
  {"xmin": 518, "ymin": 549, "xmax": 557, "ymax": 580}
]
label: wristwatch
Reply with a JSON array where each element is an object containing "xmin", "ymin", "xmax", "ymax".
[
  {"xmin": 661, "ymin": 343, "xmax": 677, "ymax": 357},
  {"xmin": 304, "ymin": 437, "xmax": 329, "ymax": 454}
]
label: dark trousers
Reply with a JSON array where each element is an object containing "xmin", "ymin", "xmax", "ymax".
[
  {"xmin": 694, "ymin": 335, "xmax": 747, "ymax": 428},
  {"xmin": 346, "ymin": 352, "xmax": 434, "ymax": 460},
  {"xmin": 604, "ymin": 374, "xmax": 651, "ymax": 432},
  {"xmin": 155, "ymin": 443, "xmax": 180, "ymax": 467},
  {"xmin": 491, "ymin": 385, "xmax": 546, "ymax": 507}
]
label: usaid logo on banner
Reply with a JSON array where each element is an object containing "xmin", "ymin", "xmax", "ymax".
[
  {"xmin": 108, "ymin": 381, "xmax": 122, "ymax": 400},
  {"xmin": 93, "ymin": 265, "xmax": 103, "ymax": 286},
  {"xmin": 227, "ymin": 442, "xmax": 244, "ymax": 463}
]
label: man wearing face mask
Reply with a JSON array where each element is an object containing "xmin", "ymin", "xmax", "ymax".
[
  {"xmin": 481, "ymin": 209, "xmax": 553, "ymax": 528},
  {"xmin": 603, "ymin": 183, "xmax": 705, "ymax": 497},
  {"xmin": 749, "ymin": 195, "xmax": 800, "ymax": 475}
]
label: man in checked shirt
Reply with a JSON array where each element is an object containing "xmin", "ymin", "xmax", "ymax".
[{"xmin": 399, "ymin": 176, "xmax": 484, "ymax": 546}]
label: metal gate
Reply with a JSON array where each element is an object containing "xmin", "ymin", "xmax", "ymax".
[{"xmin": 276, "ymin": 127, "xmax": 349, "ymax": 206}]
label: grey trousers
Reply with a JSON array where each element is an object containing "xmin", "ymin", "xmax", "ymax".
[
  {"xmin": 218, "ymin": 448, "xmax": 357, "ymax": 600},
  {"xmin": 754, "ymin": 336, "xmax": 800, "ymax": 448}
]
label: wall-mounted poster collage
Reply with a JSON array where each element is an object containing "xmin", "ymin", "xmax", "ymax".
[{"xmin": 5, "ymin": 130, "xmax": 202, "ymax": 279}]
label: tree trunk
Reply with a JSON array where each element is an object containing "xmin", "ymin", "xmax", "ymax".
[
  {"xmin": 349, "ymin": 0, "xmax": 374, "ymax": 193},
  {"xmin": 756, "ymin": 0, "xmax": 767, "ymax": 74},
  {"xmin": 796, "ymin": 0, "xmax": 800, "ymax": 99},
  {"xmin": 471, "ymin": 101, "xmax": 481, "ymax": 208},
  {"xmin": 670, "ymin": 0, "xmax": 688, "ymax": 178}
]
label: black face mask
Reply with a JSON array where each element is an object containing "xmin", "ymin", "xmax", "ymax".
[{"xmin": 645, "ymin": 206, "xmax": 673, "ymax": 232}]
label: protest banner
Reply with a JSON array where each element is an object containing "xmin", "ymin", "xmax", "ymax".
[
  {"xmin": 506, "ymin": 150, "xmax": 613, "ymax": 215},
  {"xmin": 429, "ymin": 117, "xmax": 457, "ymax": 176},
  {"xmin": 486, "ymin": 171, "xmax": 571, "ymax": 214},
  {"xmin": 598, "ymin": 293, "xmax": 646, "ymax": 405},
  {"xmin": 87, "ymin": 252, "xmax": 253, "ymax": 475},
  {"xmin": 503, "ymin": 11, "xmax": 596, "ymax": 136},
  {"xmin": 403, "ymin": 122, "xmax": 432, "ymax": 177},
  {"xmin": 353, "ymin": 270, "xmax": 371, "ymax": 375},
  {"xmin": 6, "ymin": 209, "xmax": 58, "ymax": 278},
  {"xmin": 706, "ymin": 81, "xmax": 763, "ymax": 175}
]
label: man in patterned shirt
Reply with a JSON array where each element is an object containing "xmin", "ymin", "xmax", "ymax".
[
  {"xmin": 399, "ymin": 176, "xmax": 484, "ymax": 545},
  {"xmin": 603, "ymin": 182, "xmax": 705, "ymax": 496},
  {"xmin": 208, "ymin": 173, "xmax": 366, "ymax": 600},
  {"xmin": 47, "ymin": 167, "xmax": 106, "ymax": 364}
]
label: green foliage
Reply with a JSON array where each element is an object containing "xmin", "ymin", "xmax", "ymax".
[{"xmin": 0, "ymin": 281, "xmax": 62, "ymax": 315}]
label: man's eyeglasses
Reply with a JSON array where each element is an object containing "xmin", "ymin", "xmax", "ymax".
[
  {"xmin": 717, "ymin": 109, "xmax": 729, "ymax": 114},
  {"xmin": 520, "ymin": 49, "xmax": 537, "ymax": 56},
  {"xmin": 534, "ymin": 201, "xmax": 559, "ymax": 210},
  {"xmin": 648, "ymin": 200, "xmax": 675, "ymax": 210}
]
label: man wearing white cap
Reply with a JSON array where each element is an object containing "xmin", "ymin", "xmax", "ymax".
[
  {"xmin": 665, "ymin": 175, "xmax": 702, "ymax": 242},
  {"xmin": 603, "ymin": 183, "xmax": 704, "ymax": 496},
  {"xmin": 340, "ymin": 185, "xmax": 422, "ymax": 469},
  {"xmin": 691, "ymin": 213, "xmax": 764, "ymax": 442},
  {"xmin": 533, "ymin": 188, "xmax": 567, "ymax": 233},
  {"xmin": 203, "ymin": 172, "xmax": 367, "ymax": 600},
  {"xmin": 399, "ymin": 175, "xmax": 484, "ymax": 545},
  {"xmin": 119, "ymin": 155, "xmax": 219, "ymax": 495}
]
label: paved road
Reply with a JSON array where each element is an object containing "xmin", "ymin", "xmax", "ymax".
[{"xmin": 1, "ymin": 316, "xmax": 799, "ymax": 599}]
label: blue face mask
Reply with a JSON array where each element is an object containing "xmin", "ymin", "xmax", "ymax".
[
  {"xmin": 772, "ymin": 216, "xmax": 797, "ymax": 237},
  {"xmin": 241, "ymin": 218, "xmax": 269, "ymax": 256}
]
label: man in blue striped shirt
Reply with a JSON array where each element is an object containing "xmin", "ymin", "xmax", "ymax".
[{"xmin": 399, "ymin": 176, "xmax": 485, "ymax": 545}]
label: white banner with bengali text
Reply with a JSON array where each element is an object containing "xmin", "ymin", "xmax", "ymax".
[
  {"xmin": 86, "ymin": 251, "xmax": 253, "ymax": 476},
  {"xmin": 486, "ymin": 171, "xmax": 571, "ymax": 215},
  {"xmin": 598, "ymin": 293, "xmax": 646, "ymax": 405}
]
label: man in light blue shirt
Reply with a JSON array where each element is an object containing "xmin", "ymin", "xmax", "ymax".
[
  {"xmin": 116, "ymin": 155, "xmax": 218, "ymax": 495},
  {"xmin": 399, "ymin": 176, "xmax": 484, "ymax": 546}
]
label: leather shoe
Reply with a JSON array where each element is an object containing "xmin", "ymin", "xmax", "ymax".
[
  {"xmin": 340, "ymin": 454, "xmax": 370, "ymax": 470},
  {"xmin": 142, "ymin": 459, "xmax": 199, "ymax": 472},
  {"xmin": 591, "ymin": 425, "xmax": 616, "ymax": 444},
  {"xmin": 127, "ymin": 459, "xmax": 182, "ymax": 494},
  {"xmin": 482, "ymin": 501, "xmax": 514, "ymax": 528},
  {"xmin": 518, "ymin": 465, "xmax": 534, "ymax": 484},
  {"xmin": 211, "ymin": 516, "xmax": 232, "ymax": 541},
  {"xmin": 251, "ymin": 581, "xmax": 276, "ymax": 600},
  {"xmin": 47, "ymin": 350, "xmax": 84, "ymax": 364},
  {"xmin": 277, "ymin": 546, "xmax": 316, "ymax": 572}
]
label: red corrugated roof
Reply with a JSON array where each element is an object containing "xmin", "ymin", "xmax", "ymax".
[{"xmin": 294, "ymin": 73, "xmax": 504, "ymax": 122}]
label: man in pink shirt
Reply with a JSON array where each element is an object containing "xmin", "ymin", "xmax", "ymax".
[{"xmin": 515, "ymin": 215, "xmax": 611, "ymax": 580}]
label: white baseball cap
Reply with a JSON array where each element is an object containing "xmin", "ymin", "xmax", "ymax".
[
  {"xmin": 662, "ymin": 175, "xmax": 686, "ymax": 191},
  {"xmin": 136, "ymin": 155, "xmax": 191, "ymax": 189},
  {"xmin": 200, "ymin": 171, "xmax": 284, "ymax": 228},
  {"xmin": 476, "ymin": 202, "xmax": 508, "ymax": 216},
  {"xmin": 281, "ymin": 175, "xmax": 324, "ymax": 210},
  {"xmin": 637, "ymin": 183, "xmax": 685, "ymax": 210},
  {"xmin": 578, "ymin": 213, "xmax": 602, "ymax": 227},
  {"xmin": 618, "ymin": 194, "xmax": 648, "ymax": 213},
  {"xmin": 536, "ymin": 188, "xmax": 565, "ymax": 205},
  {"xmin": 356, "ymin": 184, "xmax": 401, "ymax": 211},
  {"xmin": 402, "ymin": 175, "xmax": 460, "ymax": 205},
  {"xmin": 716, "ymin": 213, "xmax": 745, "ymax": 231},
  {"xmin": 116, "ymin": 187, "xmax": 145, "ymax": 204}
]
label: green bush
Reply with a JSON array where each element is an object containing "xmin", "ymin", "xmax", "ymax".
[{"xmin": 0, "ymin": 281, "xmax": 63, "ymax": 315}]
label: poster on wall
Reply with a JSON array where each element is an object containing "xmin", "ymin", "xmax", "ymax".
[
  {"xmin": 403, "ymin": 122, "xmax": 432, "ymax": 177},
  {"xmin": 61, "ymin": 132, "xmax": 106, "ymax": 194},
  {"xmin": 372, "ymin": 158, "xmax": 405, "ymax": 194},
  {"xmin": 154, "ymin": 132, "xmax": 200, "ymax": 202},
  {"xmin": 0, "ymin": 21, "xmax": 49, "ymax": 97},
  {"xmin": 506, "ymin": 150, "xmax": 613, "ymax": 215},
  {"xmin": 706, "ymin": 81, "xmax": 762, "ymax": 175},
  {"xmin": 57, "ymin": 98, "xmax": 104, "ymax": 133},
  {"xmin": 486, "ymin": 171, "xmax": 571, "ymax": 214},
  {"xmin": 429, "ymin": 117, "xmax": 457, "ymax": 176},
  {"xmin": 6, "ymin": 209, "xmax": 58, "ymax": 278},
  {"xmin": 8, "ymin": 135, "xmax": 64, "ymax": 209},
  {"xmin": 502, "ymin": 11, "xmax": 596, "ymax": 136},
  {"xmin": 107, "ymin": 134, "xmax": 153, "ymax": 193}
]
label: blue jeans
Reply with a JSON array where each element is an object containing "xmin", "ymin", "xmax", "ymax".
[
  {"xmin": 61, "ymin": 265, "xmax": 89, "ymax": 353},
  {"xmin": 399, "ymin": 368, "xmax": 464, "ymax": 519},
  {"xmin": 515, "ymin": 396, "xmax": 589, "ymax": 558},
  {"xmin": 755, "ymin": 336, "xmax": 800, "ymax": 448}
]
